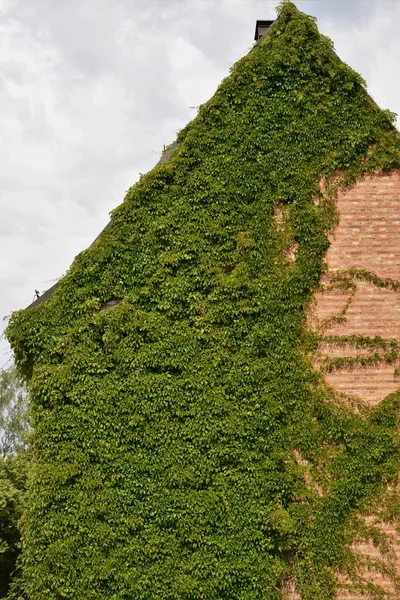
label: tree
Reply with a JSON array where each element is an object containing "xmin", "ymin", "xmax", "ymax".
[
  {"xmin": 0, "ymin": 454, "xmax": 28, "ymax": 598},
  {"xmin": 0, "ymin": 366, "xmax": 29, "ymax": 599},
  {"xmin": 0, "ymin": 365, "xmax": 29, "ymax": 458}
]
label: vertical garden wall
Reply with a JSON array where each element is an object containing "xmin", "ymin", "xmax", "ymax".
[{"xmin": 6, "ymin": 2, "xmax": 400, "ymax": 598}]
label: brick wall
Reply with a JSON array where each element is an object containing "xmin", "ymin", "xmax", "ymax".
[{"xmin": 310, "ymin": 171, "xmax": 400, "ymax": 598}]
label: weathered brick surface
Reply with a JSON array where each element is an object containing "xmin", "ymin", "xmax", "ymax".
[
  {"xmin": 313, "ymin": 172, "xmax": 400, "ymax": 404},
  {"xmin": 314, "ymin": 280, "xmax": 400, "ymax": 404},
  {"xmin": 310, "ymin": 171, "xmax": 400, "ymax": 598},
  {"xmin": 326, "ymin": 176, "xmax": 400, "ymax": 280}
]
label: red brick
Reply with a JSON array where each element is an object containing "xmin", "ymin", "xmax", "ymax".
[{"xmin": 310, "ymin": 171, "xmax": 400, "ymax": 598}]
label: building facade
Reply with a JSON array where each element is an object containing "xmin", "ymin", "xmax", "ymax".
[{"xmin": 7, "ymin": 2, "xmax": 400, "ymax": 598}]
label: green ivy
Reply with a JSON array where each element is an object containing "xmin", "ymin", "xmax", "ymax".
[{"xmin": 6, "ymin": 2, "xmax": 400, "ymax": 598}]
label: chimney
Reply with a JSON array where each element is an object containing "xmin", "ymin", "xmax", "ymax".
[{"xmin": 254, "ymin": 20, "xmax": 274, "ymax": 42}]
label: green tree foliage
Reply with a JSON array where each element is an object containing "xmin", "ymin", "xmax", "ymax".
[
  {"xmin": 0, "ymin": 366, "xmax": 29, "ymax": 598},
  {"xmin": 0, "ymin": 454, "xmax": 28, "ymax": 599},
  {"xmin": 0, "ymin": 365, "xmax": 29, "ymax": 458},
  {"xmin": 6, "ymin": 2, "xmax": 400, "ymax": 598}
]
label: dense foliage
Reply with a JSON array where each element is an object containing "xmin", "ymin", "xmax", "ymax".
[
  {"xmin": 0, "ymin": 454, "xmax": 28, "ymax": 599},
  {"xmin": 0, "ymin": 366, "xmax": 29, "ymax": 598},
  {"xmin": 6, "ymin": 2, "xmax": 400, "ymax": 598}
]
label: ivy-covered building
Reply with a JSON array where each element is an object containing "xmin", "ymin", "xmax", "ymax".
[{"xmin": 7, "ymin": 2, "xmax": 400, "ymax": 598}]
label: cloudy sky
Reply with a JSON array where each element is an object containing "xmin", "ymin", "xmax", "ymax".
[{"xmin": 1, "ymin": 0, "xmax": 399, "ymax": 367}]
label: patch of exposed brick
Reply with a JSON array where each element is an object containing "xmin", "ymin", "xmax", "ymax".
[{"xmin": 310, "ymin": 171, "xmax": 400, "ymax": 598}]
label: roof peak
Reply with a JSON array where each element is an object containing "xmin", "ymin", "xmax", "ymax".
[{"xmin": 254, "ymin": 20, "xmax": 274, "ymax": 42}]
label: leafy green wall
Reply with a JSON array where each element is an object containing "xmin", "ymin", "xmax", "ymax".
[{"xmin": 7, "ymin": 2, "xmax": 400, "ymax": 598}]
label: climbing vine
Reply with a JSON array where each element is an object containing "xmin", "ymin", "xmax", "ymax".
[{"xmin": 6, "ymin": 2, "xmax": 400, "ymax": 599}]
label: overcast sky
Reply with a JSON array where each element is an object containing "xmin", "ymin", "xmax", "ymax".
[{"xmin": 1, "ymin": 0, "xmax": 399, "ymax": 368}]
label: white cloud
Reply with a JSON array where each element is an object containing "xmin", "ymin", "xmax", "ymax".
[{"xmin": 316, "ymin": 0, "xmax": 400, "ymax": 124}]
